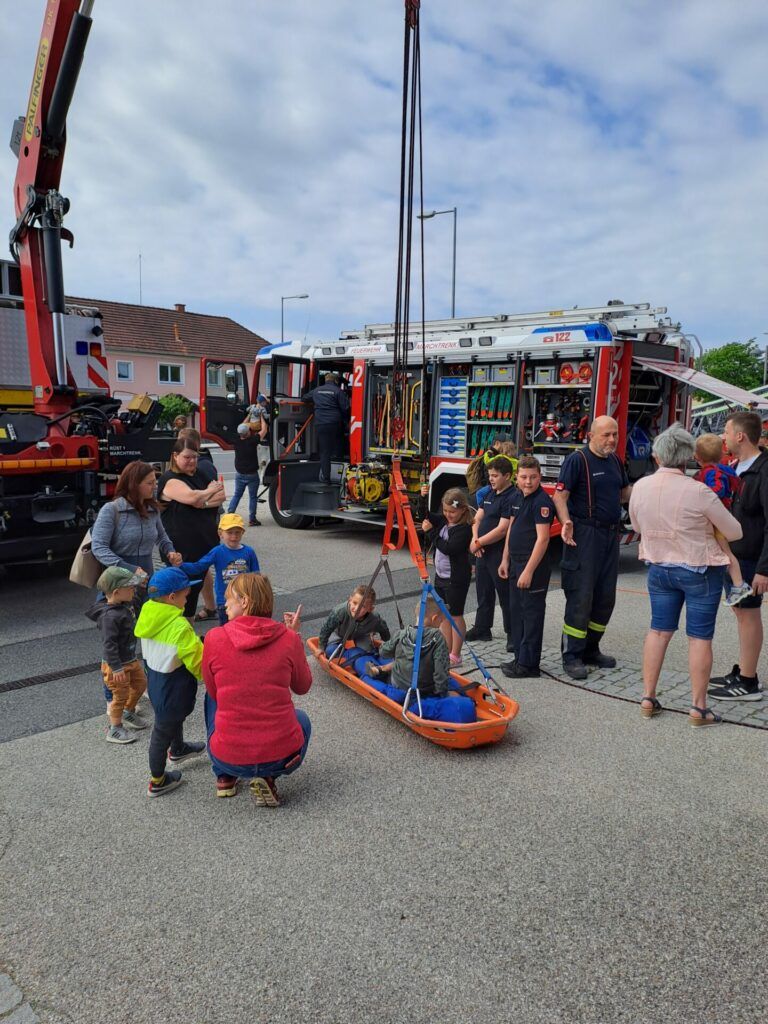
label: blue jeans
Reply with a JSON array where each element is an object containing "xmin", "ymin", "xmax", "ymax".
[
  {"xmin": 228, "ymin": 472, "xmax": 260, "ymax": 522},
  {"xmin": 647, "ymin": 564, "xmax": 726, "ymax": 640},
  {"xmin": 204, "ymin": 695, "xmax": 311, "ymax": 780}
]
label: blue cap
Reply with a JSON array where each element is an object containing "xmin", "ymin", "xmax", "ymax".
[{"xmin": 147, "ymin": 567, "xmax": 199, "ymax": 598}]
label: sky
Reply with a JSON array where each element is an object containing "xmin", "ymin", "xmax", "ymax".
[{"xmin": 1, "ymin": 0, "xmax": 767, "ymax": 351}]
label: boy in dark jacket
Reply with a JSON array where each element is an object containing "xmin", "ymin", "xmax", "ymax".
[
  {"xmin": 86, "ymin": 566, "xmax": 148, "ymax": 744},
  {"xmin": 364, "ymin": 598, "xmax": 476, "ymax": 724},
  {"xmin": 319, "ymin": 585, "xmax": 390, "ymax": 665},
  {"xmin": 135, "ymin": 568, "xmax": 206, "ymax": 796}
]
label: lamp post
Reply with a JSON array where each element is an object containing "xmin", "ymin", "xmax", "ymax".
[
  {"xmin": 281, "ymin": 293, "xmax": 309, "ymax": 344},
  {"xmin": 418, "ymin": 207, "xmax": 457, "ymax": 318}
]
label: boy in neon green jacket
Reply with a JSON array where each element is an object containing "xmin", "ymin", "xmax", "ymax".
[{"xmin": 135, "ymin": 568, "xmax": 205, "ymax": 797}]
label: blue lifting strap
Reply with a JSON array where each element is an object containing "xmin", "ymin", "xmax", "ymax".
[{"xmin": 402, "ymin": 579, "xmax": 502, "ymax": 721}]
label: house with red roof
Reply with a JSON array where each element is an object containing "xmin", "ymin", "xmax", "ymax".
[{"xmin": 67, "ymin": 295, "xmax": 268, "ymax": 408}]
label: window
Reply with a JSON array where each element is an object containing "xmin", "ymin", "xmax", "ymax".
[
  {"xmin": 207, "ymin": 365, "xmax": 222, "ymax": 388},
  {"xmin": 159, "ymin": 363, "xmax": 184, "ymax": 385},
  {"xmin": 116, "ymin": 360, "xmax": 133, "ymax": 381}
]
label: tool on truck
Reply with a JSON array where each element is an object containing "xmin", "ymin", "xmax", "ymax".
[{"xmin": 1, "ymin": 1, "xmax": 169, "ymax": 569}]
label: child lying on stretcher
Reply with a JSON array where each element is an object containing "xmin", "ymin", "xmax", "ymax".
[
  {"xmin": 318, "ymin": 584, "xmax": 390, "ymax": 665},
  {"xmin": 359, "ymin": 598, "xmax": 477, "ymax": 724}
]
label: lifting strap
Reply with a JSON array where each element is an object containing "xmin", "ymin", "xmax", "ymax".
[{"xmin": 401, "ymin": 577, "xmax": 503, "ymax": 720}]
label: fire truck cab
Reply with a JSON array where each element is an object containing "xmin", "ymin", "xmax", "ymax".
[{"xmin": 201, "ymin": 300, "xmax": 768, "ymax": 531}]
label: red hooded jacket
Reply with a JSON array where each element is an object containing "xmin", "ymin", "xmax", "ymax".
[{"xmin": 202, "ymin": 616, "xmax": 312, "ymax": 766}]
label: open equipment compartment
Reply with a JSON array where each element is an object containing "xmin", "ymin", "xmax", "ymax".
[{"xmin": 518, "ymin": 355, "xmax": 596, "ymax": 481}]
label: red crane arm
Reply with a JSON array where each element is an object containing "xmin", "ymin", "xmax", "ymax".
[{"xmin": 10, "ymin": 0, "xmax": 93, "ymax": 418}]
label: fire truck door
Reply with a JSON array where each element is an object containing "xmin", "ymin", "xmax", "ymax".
[
  {"xmin": 269, "ymin": 354, "xmax": 313, "ymax": 463},
  {"xmin": 200, "ymin": 358, "xmax": 249, "ymax": 449}
]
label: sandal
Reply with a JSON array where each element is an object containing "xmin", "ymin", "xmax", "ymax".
[
  {"xmin": 449, "ymin": 653, "xmax": 462, "ymax": 667},
  {"xmin": 689, "ymin": 705, "xmax": 722, "ymax": 728},
  {"xmin": 194, "ymin": 607, "xmax": 217, "ymax": 621},
  {"xmin": 640, "ymin": 696, "xmax": 663, "ymax": 718}
]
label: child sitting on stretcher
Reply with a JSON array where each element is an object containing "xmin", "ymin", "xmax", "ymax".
[
  {"xmin": 318, "ymin": 584, "xmax": 390, "ymax": 665},
  {"xmin": 361, "ymin": 598, "xmax": 477, "ymax": 724}
]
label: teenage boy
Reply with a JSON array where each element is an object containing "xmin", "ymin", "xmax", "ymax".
[
  {"xmin": 709, "ymin": 411, "xmax": 768, "ymax": 701},
  {"xmin": 498, "ymin": 456, "xmax": 555, "ymax": 678},
  {"xmin": 466, "ymin": 456, "xmax": 515, "ymax": 647},
  {"xmin": 229, "ymin": 424, "xmax": 263, "ymax": 526},
  {"xmin": 135, "ymin": 567, "xmax": 206, "ymax": 796},
  {"xmin": 87, "ymin": 566, "xmax": 148, "ymax": 744}
]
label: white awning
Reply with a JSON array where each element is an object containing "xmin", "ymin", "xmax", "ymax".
[{"xmin": 633, "ymin": 357, "xmax": 768, "ymax": 409}]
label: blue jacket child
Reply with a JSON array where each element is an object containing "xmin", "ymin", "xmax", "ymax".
[{"xmin": 180, "ymin": 513, "xmax": 260, "ymax": 625}]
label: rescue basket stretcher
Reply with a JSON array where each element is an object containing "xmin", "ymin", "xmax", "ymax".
[{"xmin": 307, "ymin": 635, "xmax": 520, "ymax": 750}]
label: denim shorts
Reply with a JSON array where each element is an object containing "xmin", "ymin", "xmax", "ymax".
[
  {"xmin": 726, "ymin": 559, "xmax": 763, "ymax": 609},
  {"xmin": 647, "ymin": 564, "xmax": 726, "ymax": 639}
]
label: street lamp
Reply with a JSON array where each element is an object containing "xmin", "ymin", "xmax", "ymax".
[
  {"xmin": 281, "ymin": 293, "xmax": 309, "ymax": 344},
  {"xmin": 418, "ymin": 207, "xmax": 457, "ymax": 318}
]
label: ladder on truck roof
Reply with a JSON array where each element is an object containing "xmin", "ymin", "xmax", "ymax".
[{"xmin": 341, "ymin": 302, "xmax": 677, "ymax": 341}]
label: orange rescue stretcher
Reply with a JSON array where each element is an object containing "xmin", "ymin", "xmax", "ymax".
[{"xmin": 307, "ymin": 636, "xmax": 520, "ymax": 750}]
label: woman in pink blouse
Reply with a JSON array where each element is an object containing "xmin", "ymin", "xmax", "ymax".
[{"xmin": 629, "ymin": 424, "xmax": 742, "ymax": 726}]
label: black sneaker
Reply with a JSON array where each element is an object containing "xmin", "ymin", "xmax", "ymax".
[
  {"xmin": 709, "ymin": 677, "xmax": 763, "ymax": 702},
  {"xmin": 708, "ymin": 664, "xmax": 740, "ymax": 691},
  {"xmin": 249, "ymin": 518, "xmax": 261, "ymax": 526},
  {"xmin": 562, "ymin": 660, "xmax": 588, "ymax": 681},
  {"xmin": 583, "ymin": 651, "xmax": 617, "ymax": 669},
  {"xmin": 465, "ymin": 627, "xmax": 492, "ymax": 643},
  {"xmin": 501, "ymin": 661, "xmax": 540, "ymax": 679},
  {"xmin": 147, "ymin": 771, "xmax": 183, "ymax": 797},
  {"xmin": 168, "ymin": 741, "xmax": 206, "ymax": 764}
]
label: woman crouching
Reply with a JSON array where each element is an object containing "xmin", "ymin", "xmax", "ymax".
[{"xmin": 202, "ymin": 573, "xmax": 312, "ymax": 806}]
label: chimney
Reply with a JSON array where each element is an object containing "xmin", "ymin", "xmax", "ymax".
[{"xmin": 175, "ymin": 303, "xmax": 186, "ymax": 313}]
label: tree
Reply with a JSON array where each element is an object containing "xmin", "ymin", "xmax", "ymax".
[
  {"xmin": 157, "ymin": 393, "xmax": 195, "ymax": 428},
  {"xmin": 695, "ymin": 338, "xmax": 763, "ymax": 401}
]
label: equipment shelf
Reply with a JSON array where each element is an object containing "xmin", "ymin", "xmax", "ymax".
[
  {"xmin": 522, "ymin": 383, "xmax": 591, "ymax": 390},
  {"xmin": 466, "ymin": 418, "xmax": 513, "ymax": 425},
  {"xmin": 468, "ymin": 382, "xmax": 513, "ymax": 387}
]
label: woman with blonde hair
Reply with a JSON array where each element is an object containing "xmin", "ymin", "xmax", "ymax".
[
  {"xmin": 422, "ymin": 487, "xmax": 474, "ymax": 664},
  {"xmin": 202, "ymin": 573, "xmax": 312, "ymax": 806}
]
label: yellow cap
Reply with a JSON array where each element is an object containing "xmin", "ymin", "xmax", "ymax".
[{"xmin": 218, "ymin": 513, "xmax": 245, "ymax": 531}]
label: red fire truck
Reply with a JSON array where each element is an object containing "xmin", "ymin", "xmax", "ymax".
[{"xmin": 200, "ymin": 302, "xmax": 768, "ymax": 531}]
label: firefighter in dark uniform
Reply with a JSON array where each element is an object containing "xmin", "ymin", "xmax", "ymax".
[
  {"xmin": 304, "ymin": 372, "xmax": 350, "ymax": 483},
  {"xmin": 498, "ymin": 455, "xmax": 555, "ymax": 678},
  {"xmin": 553, "ymin": 416, "xmax": 632, "ymax": 680}
]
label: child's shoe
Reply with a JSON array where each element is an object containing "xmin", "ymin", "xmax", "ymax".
[
  {"xmin": 725, "ymin": 582, "xmax": 753, "ymax": 606},
  {"xmin": 106, "ymin": 725, "xmax": 136, "ymax": 745},
  {"xmin": 216, "ymin": 775, "xmax": 239, "ymax": 798},
  {"xmin": 147, "ymin": 771, "xmax": 183, "ymax": 797},
  {"xmin": 167, "ymin": 741, "xmax": 206, "ymax": 764},
  {"xmin": 250, "ymin": 776, "xmax": 280, "ymax": 807},
  {"xmin": 122, "ymin": 709, "xmax": 149, "ymax": 730},
  {"xmin": 449, "ymin": 653, "xmax": 462, "ymax": 667}
]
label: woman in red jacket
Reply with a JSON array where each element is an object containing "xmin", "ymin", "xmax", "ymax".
[{"xmin": 202, "ymin": 573, "xmax": 312, "ymax": 806}]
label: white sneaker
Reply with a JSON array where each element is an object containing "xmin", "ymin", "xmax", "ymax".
[
  {"xmin": 122, "ymin": 709, "xmax": 149, "ymax": 730},
  {"xmin": 106, "ymin": 725, "xmax": 136, "ymax": 744},
  {"xmin": 725, "ymin": 582, "xmax": 754, "ymax": 607}
]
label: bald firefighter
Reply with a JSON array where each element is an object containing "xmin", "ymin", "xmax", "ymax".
[{"xmin": 552, "ymin": 416, "xmax": 632, "ymax": 680}]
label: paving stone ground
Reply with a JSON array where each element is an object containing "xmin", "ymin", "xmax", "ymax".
[{"xmin": 455, "ymin": 618, "xmax": 768, "ymax": 730}]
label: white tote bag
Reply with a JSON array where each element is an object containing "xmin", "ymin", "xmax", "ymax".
[{"xmin": 69, "ymin": 528, "xmax": 103, "ymax": 588}]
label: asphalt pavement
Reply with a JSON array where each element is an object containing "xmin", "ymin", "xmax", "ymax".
[{"xmin": 1, "ymin": 488, "xmax": 767, "ymax": 1024}]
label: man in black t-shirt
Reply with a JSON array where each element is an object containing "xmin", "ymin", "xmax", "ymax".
[
  {"xmin": 552, "ymin": 416, "xmax": 631, "ymax": 680},
  {"xmin": 227, "ymin": 424, "xmax": 262, "ymax": 526}
]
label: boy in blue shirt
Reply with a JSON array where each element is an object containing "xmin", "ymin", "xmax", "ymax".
[{"xmin": 179, "ymin": 513, "xmax": 260, "ymax": 625}]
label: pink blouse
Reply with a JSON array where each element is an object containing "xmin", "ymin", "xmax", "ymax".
[{"xmin": 628, "ymin": 468, "xmax": 742, "ymax": 566}]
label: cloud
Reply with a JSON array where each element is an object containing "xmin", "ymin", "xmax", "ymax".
[{"xmin": 1, "ymin": 0, "xmax": 766, "ymax": 349}]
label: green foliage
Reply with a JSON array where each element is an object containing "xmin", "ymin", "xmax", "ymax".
[
  {"xmin": 156, "ymin": 393, "xmax": 195, "ymax": 427},
  {"xmin": 695, "ymin": 339, "xmax": 763, "ymax": 401}
]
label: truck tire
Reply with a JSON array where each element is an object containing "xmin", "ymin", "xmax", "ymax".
[{"xmin": 268, "ymin": 481, "xmax": 312, "ymax": 530}]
